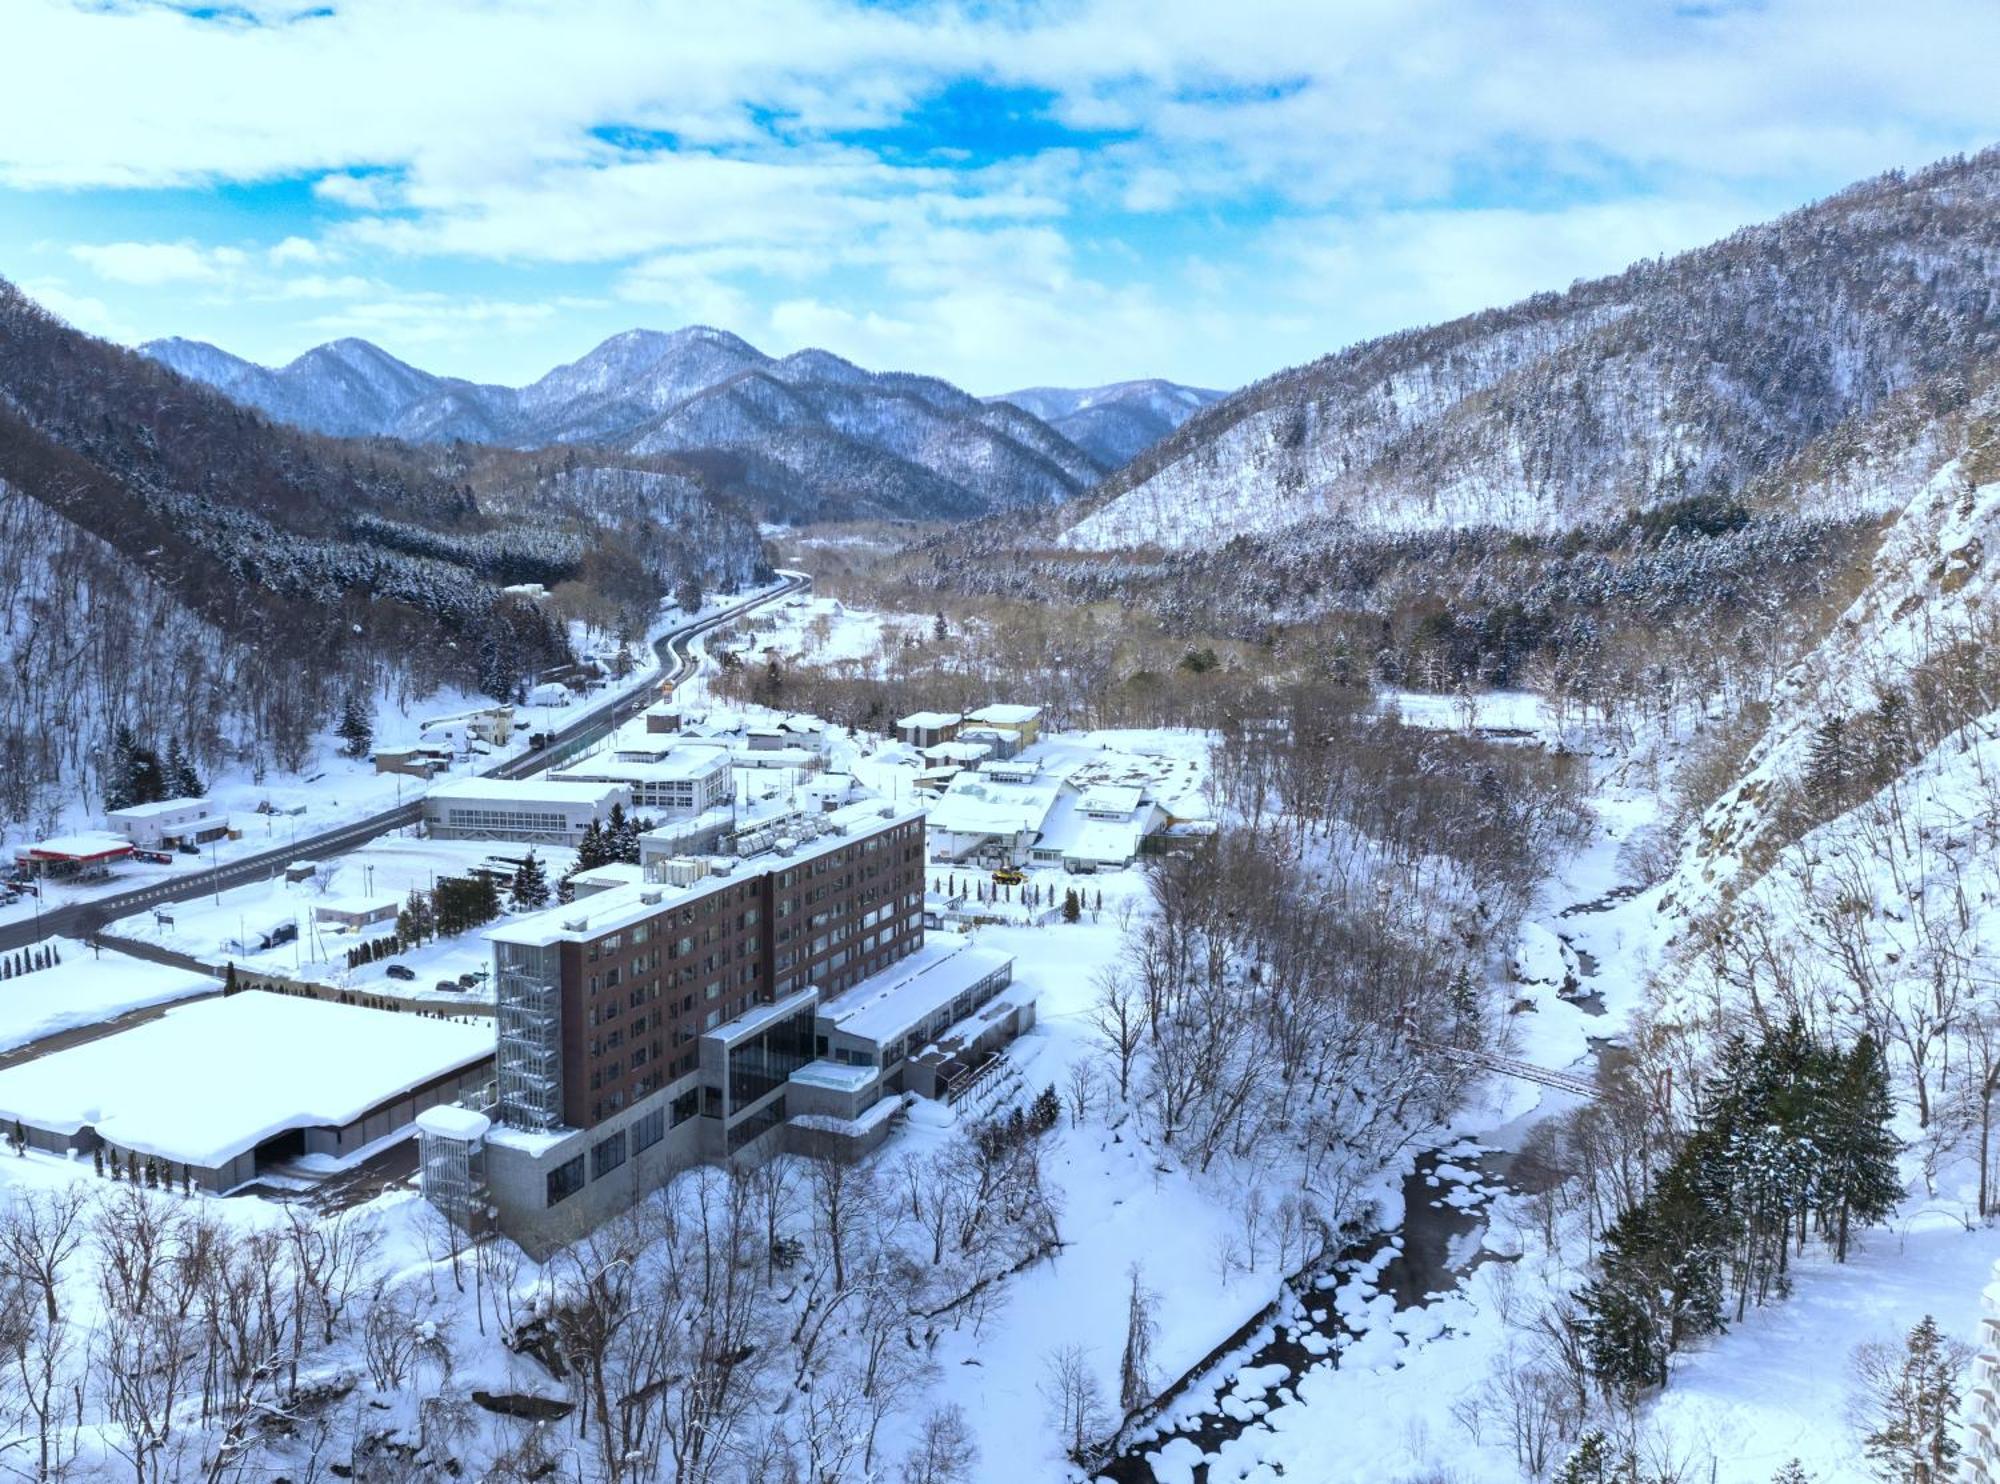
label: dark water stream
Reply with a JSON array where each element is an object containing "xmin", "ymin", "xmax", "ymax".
[
  {"xmin": 1097, "ymin": 1144, "xmax": 1552, "ymax": 1480},
  {"xmin": 1098, "ymin": 904, "xmax": 1608, "ymax": 1480}
]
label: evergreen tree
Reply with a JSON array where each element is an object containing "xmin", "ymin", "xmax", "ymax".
[
  {"xmin": 1030, "ymin": 1084, "xmax": 1062, "ymax": 1132},
  {"xmin": 397, "ymin": 887, "xmax": 437, "ymax": 947},
  {"xmin": 1554, "ymin": 1431, "xmax": 1616, "ymax": 1484},
  {"xmin": 1803, "ymin": 712, "xmax": 1853, "ymax": 811},
  {"xmin": 336, "ymin": 691, "xmax": 374, "ymax": 760},
  {"xmin": 1864, "ymin": 687, "xmax": 1912, "ymax": 788},
  {"xmin": 602, "ymin": 803, "xmax": 643, "ymax": 864},
  {"xmin": 1062, "ymin": 888, "xmax": 1081, "ymax": 924},
  {"xmin": 1770, "ymin": 1459, "xmax": 1813, "ymax": 1483},
  {"xmin": 511, "ymin": 850, "xmax": 551, "ymax": 911},
  {"xmin": 575, "ymin": 819, "xmax": 613, "ymax": 871},
  {"xmin": 1860, "ymin": 1316, "xmax": 1964, "ymax": 1484},
  {"xmin": 222, "ymin": 962, "xmax": 240, "ymax": 997},
  {"xmin": 932, "ymin": 611, "xmax": 948, "ymax": 642},
  {"xmin": 1820, "ymin": 1034, "xmax": 1902, "ymax": 1262},
  {"xmin": 164, "ymin": 736, "xmax": 205, "ymax": 798},
  {"xmin": 103, "ymin": 725, "xmax": 167, "ymax": 809}
]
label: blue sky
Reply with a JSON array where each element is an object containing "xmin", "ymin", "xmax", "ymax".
[{"xmin": 4, "ymin": 0, "xmax": 1997, "ymax": 393}]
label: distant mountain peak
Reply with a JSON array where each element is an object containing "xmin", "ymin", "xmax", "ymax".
[
  {"xmin": 986, "ymin": 379, "xmax": 1227, "ymax": 469},
  {"xmin": 141, "ymin": 323, "xmax": 1122, "ymax": 523}
]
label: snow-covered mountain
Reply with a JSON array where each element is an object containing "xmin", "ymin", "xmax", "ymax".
[
  {"xmin": 1057, "ymin": 149, "xmax": 2000, "ymax": 551},
  {"xmin": 142, "ymin": 327, "xmax": 1109, "ymax": 523},
  {"xmin": 989, "ymin": 379, "xmax": 1225, "ymax": 468}
]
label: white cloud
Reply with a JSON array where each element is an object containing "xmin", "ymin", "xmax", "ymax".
[
  {"xmin": 10, "ymin": 0, "xmax": 1998, "ymax": 387},
  {"xmin": 70, "ymin": 240, "xmax": 246, "ymax": 285}
]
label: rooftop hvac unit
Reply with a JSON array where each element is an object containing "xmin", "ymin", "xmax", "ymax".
[
  {"xmin": 562, "ymin": 916, "xmax": 589, "ymax": 933},
  {"xmin": 639, "ymin": 889, "xmax": 663, "ymax": 905},
  {"xmin": 775, "ymin": 837, "xmax": 797, "ymax": 855},
  {"xmin": 660, "ymin": 857, "xmax": 709, "ymax": 887},
  {"xmin": 709, "ymin": 857, "xmax": 736, "ymax": 875}
]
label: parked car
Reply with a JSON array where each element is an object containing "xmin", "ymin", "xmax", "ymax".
[
  {"xmin": 177, "ymin": 841, "xmax": 202, "ymax": 856},
  {"xmin": 435, "ymin": 979, "xmax": 463, "ymax": 994},
  {"xmin": 991, "ymin": 867, "xmax": 1026, "ymax": 886},
  {"xmin": 458, "ymin": 972, "xmax": 482, "ymax": 988},
  {"xmin": 133, "ymin": 849, "xmax": 174, "ymax": 865},
  {"xmin": 385, "ymin": 964, "xmax": 416, "ymax": 982}
]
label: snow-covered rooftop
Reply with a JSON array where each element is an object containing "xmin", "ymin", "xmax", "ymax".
[
  {"xmin": 415, "ymin": 1105, "xmax": 492, "ymax": 1142},
  {"xmin": 968, "ymin": 703, "xmax": 1042, "ymax": 726},
  {"xmin": 105, "ymin": 796, "xmax": 215, "ymax": 820},
  {"xmin": 926, "ymin": 769, "xmax": 1069, "ymax": 839},
  {"xmin": 817, "ymin": 931, "xmax": 1014, "ymax": 1044},
  {"xmin": 1080, "ymin": 784, "xmax": 1146, "ymax": 817},
  {"xmin": 551, "ymin": 749, "xmax": 730, "ymax": 784},
  {"xmin": 0, "ymin": 992, "xmax": 492, "ymax": 1170},
  {"xmin": 19, "ymin": 832, "xmax": 133, "ymax": 859},
  {"xmin": 896, "ymin": 710, "xmax": 962, "ymax": 730},
  {"xmin": 491, "ymin": 801, "xmax": 922, "ymax": 948},
  {"xmin": 426, "ymin": 777, "xmax": 625, "ymax": 806}
]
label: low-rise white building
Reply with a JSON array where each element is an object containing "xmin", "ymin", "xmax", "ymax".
[
  {"xmin": 424, "ymin": 777, "xmax": 630, "ymax": 846},
  {"xmin": 550, "ymin": 747, "xmax": 732, "ymax": 815},
  {"xmin": 106, "ymin": 796, "xmax": 229, "ymax": 849},
  {"xmin": 926, "ymin": 760, "xmax": 1076, "ymax": 867}
]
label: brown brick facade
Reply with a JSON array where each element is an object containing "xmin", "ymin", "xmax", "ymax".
[{"xmin": 557, "ymin": 817, "xmax": 926, "ymax": 1130}]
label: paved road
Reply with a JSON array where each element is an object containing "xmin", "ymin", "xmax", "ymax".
[{"xmin": 0, "ymin": 573, "xmax": 807, "ymax": 957}]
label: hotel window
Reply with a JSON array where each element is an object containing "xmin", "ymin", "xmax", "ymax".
[
  {"xmin": 546, "ymin": 1155, "xmax": 585, "ymax": 1207},
  {"xmin": 591, "ymin": 1131, "xmax": 627, "ymax": 1180}
]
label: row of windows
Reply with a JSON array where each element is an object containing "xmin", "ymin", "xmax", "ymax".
[{"xmin": 443, "ymin": 808, "xmax": 571, "ymax": 833}]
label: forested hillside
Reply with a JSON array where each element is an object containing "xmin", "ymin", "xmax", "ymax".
[
  {"xmin": 0, "ymin": 281, "xmax": 767, "ymax": 830},
  {"xmin": 146, "ymin": 327, "xmax": 1109, "ymax": 524},
  {"xmin": 1056, "ymin": 150, "xmax": 2000, "ymax": 551}
]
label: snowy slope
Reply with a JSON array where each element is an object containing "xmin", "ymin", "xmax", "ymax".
[{"xmin": 1058, "ymin": 150, "xmax": 2000, "ymax": 551}]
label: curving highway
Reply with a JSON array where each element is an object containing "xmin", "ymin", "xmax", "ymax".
[{"xmin": 0, "ymin": 572, "xmax": 808, "ymax": 956}]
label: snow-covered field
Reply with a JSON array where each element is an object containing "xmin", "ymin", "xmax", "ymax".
[{"xmin": 0, "ymin": 938, "xmax": 216, "ymax": 1053}]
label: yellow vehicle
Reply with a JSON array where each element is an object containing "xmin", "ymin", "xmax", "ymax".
[{"xmin": 991, "ymin": 867, "xmax": 1026, "ymax": 887}]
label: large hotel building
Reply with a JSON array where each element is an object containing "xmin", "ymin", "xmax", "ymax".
[{"xmin": 437, "ymin": 799, "xmax": 1030, "ymax": 1253}]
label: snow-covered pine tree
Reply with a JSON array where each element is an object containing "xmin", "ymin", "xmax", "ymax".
[
  {"xmin": 1554, "ymin": 1430, "xmax": 1616, "ymax": 1484},
  {"xmin": 574, "ymin": 819, "xmax": 613, "ymax": 871},
  {"xmin": 335, "ymin": 691, "xmax": 374, "ymax": 760},
  {"xmin": 1860, "ymin": 1315, "xmax": 1966, "ymax": 1483},
  {"xmin": 1819, "ymin": 1033, "xmax": 1902, "ymax": 1262},
  {"xmin": 165, "ymin": 736, "xmax": 205, "ymax": 798},
  {"xmin": 397, "ymin": 887, "xmax": 436, "ymax": 947},
  {"xmin": 1802, "ymin": 712, "xmax": 1852, "ymax": 811},
  {"xmin": 511, "ymin": 851, "xmax": 551, "ymax": 911},
  {"xmin": 103, "ymin": 724, "xmax": 167, "ymax": 810}
]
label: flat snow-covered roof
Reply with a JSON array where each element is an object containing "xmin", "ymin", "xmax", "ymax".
[
  {"xmin": 818, "ymin": 932, "xmax": 1014, "ymax": 1044},
  {"xmin": 427, "ymin": 777, "xmax": 624, "ymax": 806},
  {"xmin": 552, "ymin": 750, "xmax": 730, "ymax": 784},
  {"xmin": 896, "ymin": 711, "xmax": 961, "ymax": 729},
  {"xmin": 21, "ymin": 832, "xmax": 132, "ymax": 859},
  {"xmin": 0, "ymin": 992, "xmax": 491, "ymax": 1170},
  {"xmin": 105, "ymin": 796, "xmax": 213, "ymax": 820},
  {"xmin": 968, "ymin": 704, "xmax": 1042, "ymax": 725},
  {"xmin": 491, "ymin": 801, "xmax": 922, "ymax": 948},
  {"xmin": 415, "ymin": 1105, "xmax": 492, "ymax": 1142}
]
